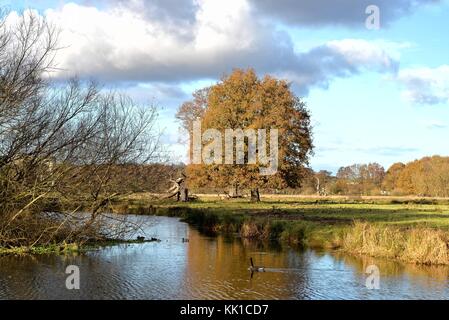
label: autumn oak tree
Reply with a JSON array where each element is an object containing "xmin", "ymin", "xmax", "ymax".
[{"xmin": 176, "ymin": 69, "xmax": 313, "ymax": 201}]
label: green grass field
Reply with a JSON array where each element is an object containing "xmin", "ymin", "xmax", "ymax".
[{"xmin": 122, "ymin": 194, "xmax": 449, "ymax": 229}]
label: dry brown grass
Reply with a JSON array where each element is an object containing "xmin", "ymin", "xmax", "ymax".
[
  {"xmin": 343, "ymin": 222, "xmax": 449, "ymax": 265},
  {"xmin": 240, "ymin": 221, "xmax": 270, "ymax": 239}
]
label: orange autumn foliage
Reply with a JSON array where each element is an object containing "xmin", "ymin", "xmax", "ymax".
[{"xmin": 176, "ymin": 69, "xmax": 313, "ymax": 191}]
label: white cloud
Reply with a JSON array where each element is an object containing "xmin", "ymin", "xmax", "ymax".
[
  {"xmin": 280, "ymin": 39, "xmax": 398, "ymax": 93},
  {"xmin": 4, "ymin": 2, "xmax": 400, "ymax": 94},
  {"xmin": 43, "ymin": 1, "xmax": 275, "ymax": 81},
  {"xmin": 398, "ymin": 65, "xmax": 449, "ymax": 104},
  {"xmin": 327, "ymin": 39, "xmax": 398, "ymax": 71}
]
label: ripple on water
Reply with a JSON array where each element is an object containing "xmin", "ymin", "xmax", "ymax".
[{"xmin": 1, "ymin": 216, "xmax": 449, "ymax": 300}]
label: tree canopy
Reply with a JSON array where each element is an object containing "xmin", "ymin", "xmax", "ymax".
[
  {"xmin": 383, "ymin": 156, "xmax": 449, "ymax": 197},
  {"xmin": 176, "ymin": 69, "xmax": 313, "ymax": 197}
]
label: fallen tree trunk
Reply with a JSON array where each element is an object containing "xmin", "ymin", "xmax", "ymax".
[{"xmin": 161, "ymin": 175, "xmax": 196, "ymax": 202}]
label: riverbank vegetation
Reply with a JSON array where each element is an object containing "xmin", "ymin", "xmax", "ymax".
[{"xmin": 113, "ymin": 194, "xmax": 449, "ymax": 265}]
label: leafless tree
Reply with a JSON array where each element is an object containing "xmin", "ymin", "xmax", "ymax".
[{"xmin": 0, "ymin": 9, "xmax": 162, "ymax": 247}]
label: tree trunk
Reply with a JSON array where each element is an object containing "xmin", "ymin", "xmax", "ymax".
[
  {"xmin": 163, "ymin": 175, "xmax": 189, "ymax": 201},
  {"xmin": 229, "ymin": 184, "xmax": 239, "ymax": 197},
  {"xmin": 250, "ymin": 188, "xmax": 260, "ymax": 202},
  {"xmin": 315, "ymin": 177, "xmax": 320, "ymax": 195},
  {"xmin": 180, "ymin": 188, "xmax": 189, "ymax": 202}
]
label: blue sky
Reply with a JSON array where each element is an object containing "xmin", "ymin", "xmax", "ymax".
[{"xmin": 3, "ymin": 0, "xmax": 449, "ymax": 173}]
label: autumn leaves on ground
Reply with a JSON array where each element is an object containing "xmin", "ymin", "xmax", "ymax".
[{"xmin": 2, "ymin": 10, "xmax": 449, "ymax": 266}]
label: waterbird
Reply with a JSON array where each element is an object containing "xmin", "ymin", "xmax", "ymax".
[{"xmin": 248, "ymin": 257, "xmax": 265, "ymax": 272}]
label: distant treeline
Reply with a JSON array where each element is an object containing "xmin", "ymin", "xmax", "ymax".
[
  {"xmin": 141, "ymin": 156, "xmax": 449, "ymax": 198},
  {"xmin": 99, "ymin": 163, "xmax": 185, "ymax": 194},
  {"xmin": 297, "ymin": 155, "xmax": 449, "ymax": 197},
  {"xmin": 23, "ymin": 156, "xmax": 445, "ymax": 198}
]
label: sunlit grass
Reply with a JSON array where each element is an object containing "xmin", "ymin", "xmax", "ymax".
[{"xmin": 120, "ymin": 194, "xmax": 449, "ymax": 229}]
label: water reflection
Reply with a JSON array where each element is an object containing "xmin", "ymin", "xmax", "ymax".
[{"xmin": 0, "ymin": 216, "xmax": 448, "ymax": 300}]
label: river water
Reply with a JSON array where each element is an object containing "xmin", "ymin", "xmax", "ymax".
[{"xmin": 0, "ymin": 215, "xmax": 448, "ymax": 299}]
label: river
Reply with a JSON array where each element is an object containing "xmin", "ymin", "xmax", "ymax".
[{"xmin": 0, "ymin": 215, "xmax": 448, "ymax": 299}]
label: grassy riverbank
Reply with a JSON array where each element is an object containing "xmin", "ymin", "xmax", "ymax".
[
  {"xmin": 116, "ymin": 194, "xmax": 449, "ymax": 265},
  {"xmin": 0, "ymin": 238, "xmax": 160, "ymax": 256},
  {"xmin": 0, "ymin": 243, "xmax": 80, "ymax": 255}
]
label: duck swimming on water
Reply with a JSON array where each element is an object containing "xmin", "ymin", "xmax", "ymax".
[{"xmin": 248, "ymin": 257, "xmax": 265, "ymax": 272}]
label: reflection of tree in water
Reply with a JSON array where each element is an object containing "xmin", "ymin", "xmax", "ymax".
[{"xmin": 184, "ymin": 228, "xmax": 310, "ymax": 299}]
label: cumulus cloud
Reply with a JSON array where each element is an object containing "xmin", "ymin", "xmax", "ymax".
[
  {"xmin": 100, "ymin": 0, "xmax": 438, "ymax": 29},
  {"xmin": 249, "ymin": 0, "xmax": 439, "ymax": 27},
  {"xmin": 14, "ymin": 2, "xmax": 397, "ymax": 94},
  {"xmin": 397, "ymin": 65, "xmax": 449, "ymax": 104},
  {"xmin": 97, "ymin": 0, "xmax": 199, "ymax": 40},
  {"xmin": 44, "ymin": 1, "xmax": 279, "ymax": 81},
  {"xmin": 106, "ymin": 0, "xmax": 198, "ymax": 24},
  {"xmin": 283, "ymin": 39, "xmax": 398, "ymax": 94}
]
